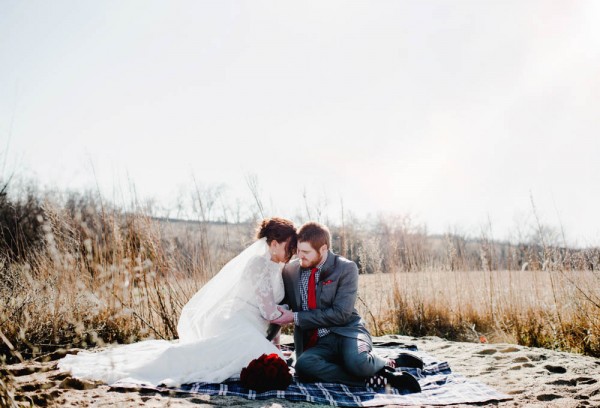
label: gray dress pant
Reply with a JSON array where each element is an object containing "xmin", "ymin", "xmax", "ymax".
[{"xmin": 294, "ymin": 333, "xmax": 387, "ymax": 386}]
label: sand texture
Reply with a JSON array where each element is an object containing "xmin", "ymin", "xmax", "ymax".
[{"xmin": 5, "ymin": 335, "xmax": 600, "ymax": 407}]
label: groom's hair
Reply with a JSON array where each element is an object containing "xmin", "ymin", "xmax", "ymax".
[{"xmin": 297, "ymin": 222, "xmax": 331, "ymax": 251}]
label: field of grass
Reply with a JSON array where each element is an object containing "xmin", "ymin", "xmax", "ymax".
[
  {"xmin": 357, "ymin": 269, "xmax": 599, "ymax": 355},
  {"xmin": 1, "ymin": 186, "xmax": 599, "ymax": 406}
]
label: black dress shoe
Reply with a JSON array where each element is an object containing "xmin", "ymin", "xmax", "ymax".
[
  {"xmin": 382, "ymin": 366, "xmax": 421, "ymax": 393},
  {"xmin": 393, "ymin": 353, "xmax": 424, "ymax": 369}
]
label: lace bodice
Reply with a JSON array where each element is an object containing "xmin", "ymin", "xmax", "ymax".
[{"xmin": 243, "ymin": 254, "xmax": 285, "ymax": 321}]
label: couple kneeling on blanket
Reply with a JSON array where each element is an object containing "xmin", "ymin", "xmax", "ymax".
[{"xmin": 58, "ymin": 218, "xmax": 421, "ymax": 393}]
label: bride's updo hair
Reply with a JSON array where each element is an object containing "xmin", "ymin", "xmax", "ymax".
[{"xmin": 256, "ymin": 217, "xmax": 297, "ymax": 260}]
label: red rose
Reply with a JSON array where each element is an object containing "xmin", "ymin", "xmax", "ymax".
[{"xmin": 240, "ymin": 353, "xmax": 292, "ymax": 392}]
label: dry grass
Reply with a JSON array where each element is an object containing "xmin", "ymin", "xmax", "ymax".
[{"xmin": 357, "ymin": 269, "xmax": 600, "ymax": 355}]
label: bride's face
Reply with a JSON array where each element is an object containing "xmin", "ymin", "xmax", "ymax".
[{"xmin": 269, "ymin": 240, "xmax": 290, "ymax": 263}]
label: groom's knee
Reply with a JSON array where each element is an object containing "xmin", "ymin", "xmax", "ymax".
[{"xmin": 344, "ymin": 352, "xmax": 380, "ymax": 377}]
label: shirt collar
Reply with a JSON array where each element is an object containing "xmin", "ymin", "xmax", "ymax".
[{"xmin": 316, "ymin": 252, "xmax": 328, "ymax": 270}]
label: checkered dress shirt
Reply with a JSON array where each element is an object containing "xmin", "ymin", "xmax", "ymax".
[{"xmin": 294, "ymin": 255, "xmax": 331, "ymax": 338}]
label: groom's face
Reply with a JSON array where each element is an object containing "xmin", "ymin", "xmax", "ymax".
[{"xmin": 297, "ymin": 241, "xmax": 326, "ymax": 269}]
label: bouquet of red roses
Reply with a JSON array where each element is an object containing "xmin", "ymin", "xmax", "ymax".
[{"xmin": 240, "ymin": 353, "xmax": 292, "ymax": 392}]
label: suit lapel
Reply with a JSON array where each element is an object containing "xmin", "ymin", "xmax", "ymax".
[
  {"xmin": 317, "ymin": 251, "xmax": 336, "ymax": 309},
  {"xmin": 318, "ymin": 250, "xmax": 336, "ymax": 282}
]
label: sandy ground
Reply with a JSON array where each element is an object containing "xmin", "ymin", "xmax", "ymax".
[{"xmin": 4, "ymin": 335, "xmax": 600, "ymax": 407}]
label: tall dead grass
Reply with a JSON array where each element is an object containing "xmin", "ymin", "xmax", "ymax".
[
  {"xmin": 350, "ymin": 216, "xmax": 600, "ymax": 357},
  {"xmin": 356, "ymin": 269, "xmax": 600, "ymax": 355},
  {"xmin": 1, "ymin": 182, "xmax": 599, "ymax": 390}
]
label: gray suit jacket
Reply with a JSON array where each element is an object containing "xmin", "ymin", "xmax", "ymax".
[{"xmin": 279, "ymin": 250, "xmax": 372, "ymax": 357}]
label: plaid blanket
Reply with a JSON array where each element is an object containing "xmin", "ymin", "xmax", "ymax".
[{"xmin": 113, "ymin": 340, "xmax": 511, "ymax": 406}]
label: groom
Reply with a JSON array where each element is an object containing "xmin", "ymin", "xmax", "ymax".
[{"xmin": 271, "ymin": 221, "xmax": 421, "ymax": 392}]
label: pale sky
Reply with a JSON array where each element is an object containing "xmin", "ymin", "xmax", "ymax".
[{"xmin": 1, "ymin": 1, "xmax": 599, "ymax": 246}]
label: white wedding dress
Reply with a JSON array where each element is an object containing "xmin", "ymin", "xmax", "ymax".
[{"xmin": 58, "ymin": 238, "xmax": 285, "ymax": 386}]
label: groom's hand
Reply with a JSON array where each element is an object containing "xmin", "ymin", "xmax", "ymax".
[{"xmin": 271, "ymin": 306, "xmax": 294, "ymax": 325}]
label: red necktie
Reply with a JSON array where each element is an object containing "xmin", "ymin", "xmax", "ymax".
[{"xmin": 305, "ymin": 267, "xmax": 319, "ymax": 349}]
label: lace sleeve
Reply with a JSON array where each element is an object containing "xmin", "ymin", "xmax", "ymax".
[{"xmin": 246, "ymin": 256, "xmax": 282, "ymax": 321}]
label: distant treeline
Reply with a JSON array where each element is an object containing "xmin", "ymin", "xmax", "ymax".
[{"xmin": 1, "ymin": 181, "xmax": 598, "ymax": 274}]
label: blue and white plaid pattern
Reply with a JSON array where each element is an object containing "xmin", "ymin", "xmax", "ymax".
[
  {"xmin": 298, "ymin": 257, "xmax": 330, "ymax": 338},
  {"xmin": 113, "ymin": 343, "xmax": 511, "ymax": 407}
]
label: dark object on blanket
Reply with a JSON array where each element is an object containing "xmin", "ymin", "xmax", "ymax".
[
  {"xmin": 393, "ymin": 353, "xmax": 424, "ymax": 370},
  {"xmin": 240, "ymin": 353, "xmax": 292, "ymax": 392},
  {"xmin": 266, "ymin": 323, "xmax": 280, "ymax": 341},
  {"xmin": 372, "ymin": 340, "xmax": 417, "ymax": 350},
  {"xmin": 382, "ymin": 367, "xmax": 421, "ymax": 394}
]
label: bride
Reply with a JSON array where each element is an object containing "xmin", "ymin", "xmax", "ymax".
[{"xmin": 58, "ymin": 217, "xmax": 297, "ymax": 387}]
